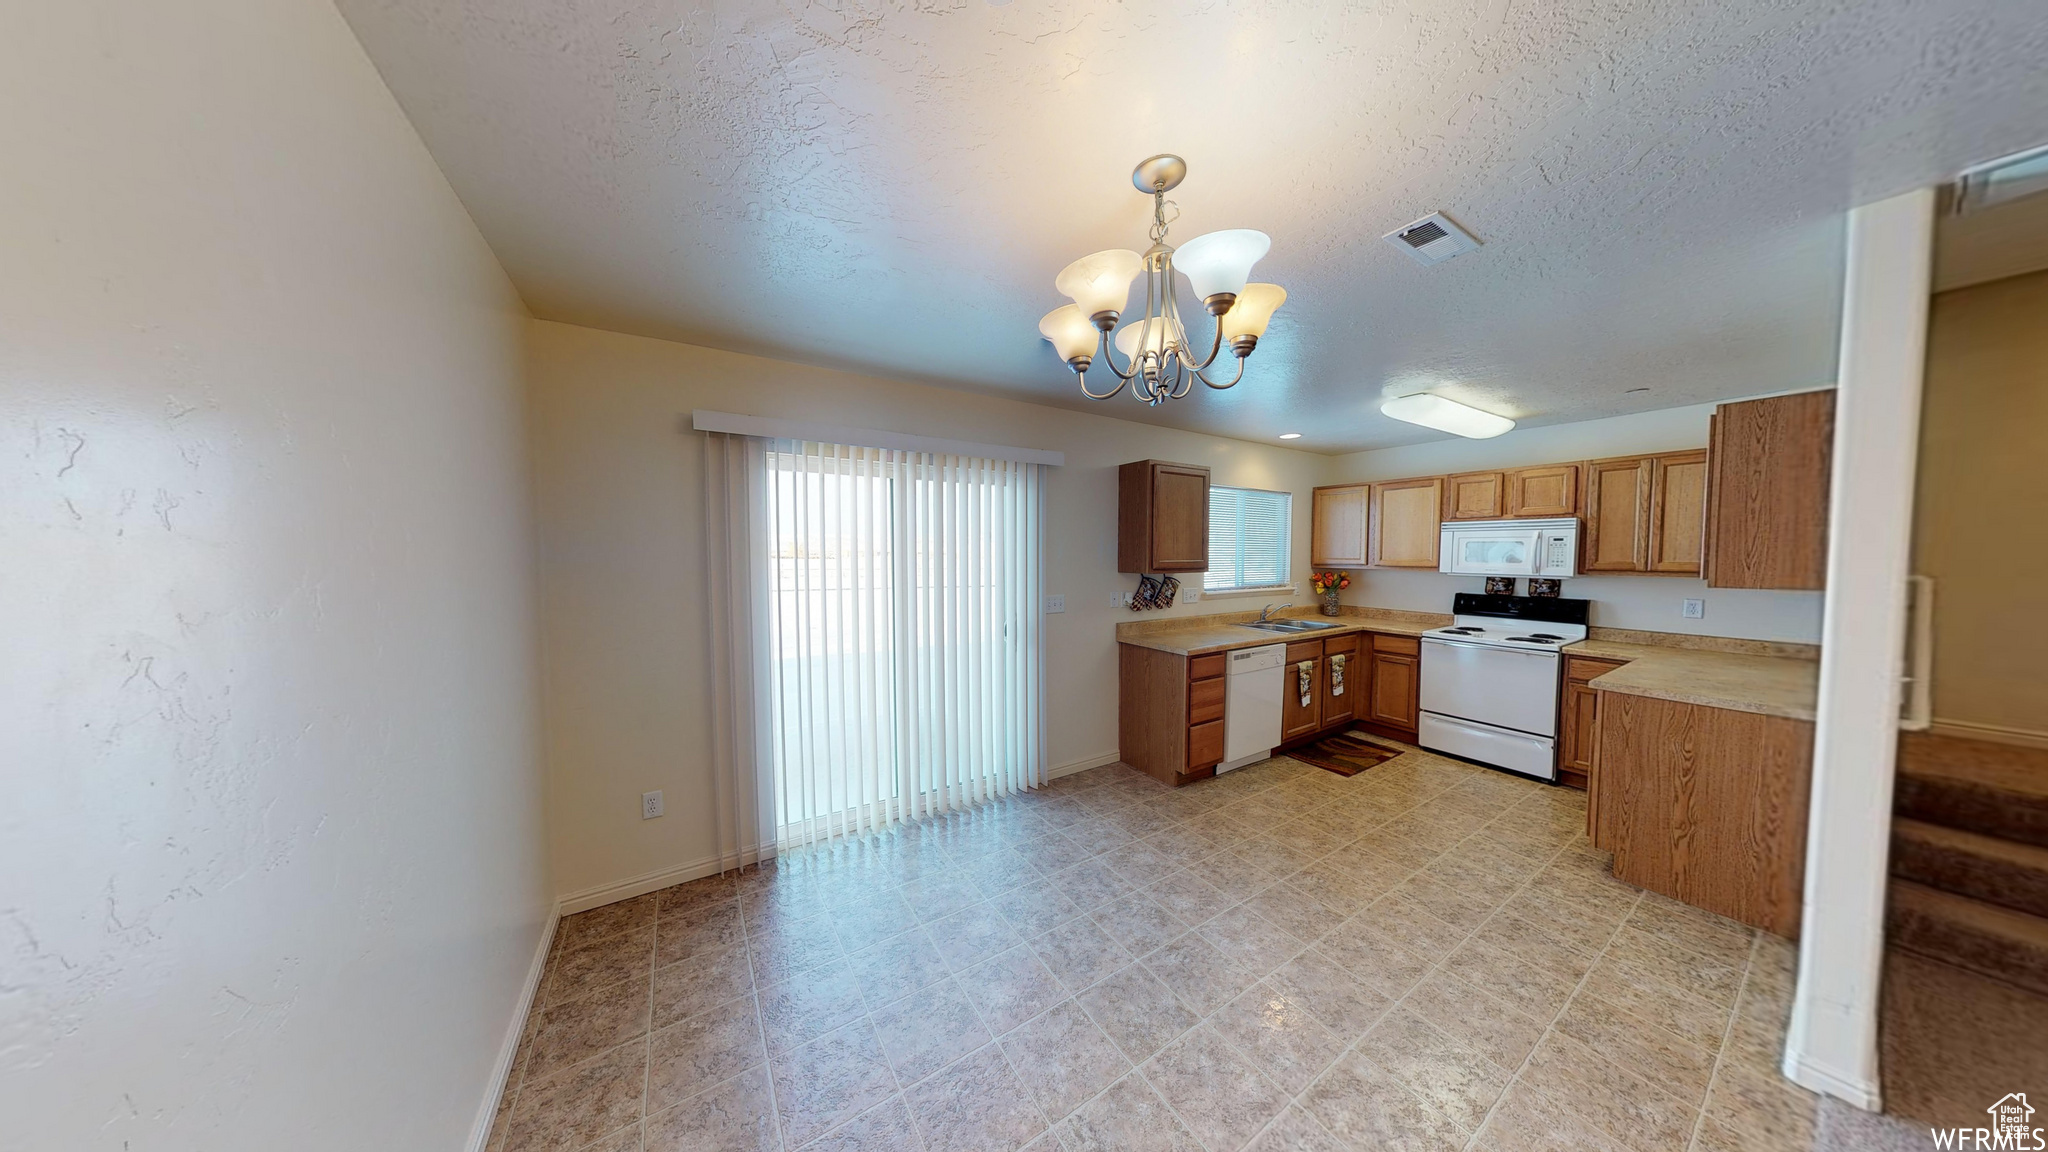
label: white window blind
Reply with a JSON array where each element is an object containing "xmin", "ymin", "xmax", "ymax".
[
  {"xmin": 763, "ymin": 441, "xmax": 1046, "ymax": 846},
  {"xmin": 1206, "ymin": 485, "xmax": 1293, "ymax": 592}
]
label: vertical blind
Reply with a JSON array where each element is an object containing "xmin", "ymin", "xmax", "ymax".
[
  {"xmin": 1205, "ymin": 485, "xmax": 1293, "ymax": 592},
  {"xmin": 763, "ymin": 440, "xmax": 1046, "ymax": 846}
]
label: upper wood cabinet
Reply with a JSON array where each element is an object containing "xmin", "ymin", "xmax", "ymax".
[
  {"xmin": 1507, "ymin": 464, "xmax": 1579, "ymax": 518},
  {"xmin": 1648, "ymin": 451, "xmax": 1710, "ymax": 574},
  {"xmin": 1118, "ymin": 460, "xmax": 1209, "ymax": 573},
  {"xmin": 1582, "ymin": 457, "xmax": 1651, "ymax": 572},
  {"xmin": 1310, "ymin": 484, "xmax": 1370, "ymax": 568},
  {"xmin": 1443, "ymin": 471, "xmax": 1506, "ymax": 520},
  {"xmin": 1368, "ymin": 477, "xmax": 1444, "ymax": 568},
  {"xmin": 1582, "ymin": 451, "xmax": 1708, "ymax": 576},
  {"xmin": 1705, "ymin": 391, "xmax": 1835, "ymax": 590}
]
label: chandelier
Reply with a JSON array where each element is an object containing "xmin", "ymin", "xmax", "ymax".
[{"xmin": 1039, "ymin": 154, "xmax": 1287, "ymax": 405}]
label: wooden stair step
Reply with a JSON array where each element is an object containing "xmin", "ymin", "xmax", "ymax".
[
  {"xmin": 1887, "ymin": 879, "xmax": 2048, "ymax": 997},
  {"xmin": 1891, "ymin": 818, "xmax": 2048, "ymax": 919},
  {"xmin": 1894, "ymin": 732, "xmax": 2048, "ymax": 849}
]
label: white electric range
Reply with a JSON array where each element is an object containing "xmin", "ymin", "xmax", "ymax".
[{"xmin": 1417, "ymin": 593, "xmax": 1590, "ymax": 782}]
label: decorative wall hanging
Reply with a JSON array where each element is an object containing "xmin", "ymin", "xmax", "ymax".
[{"xmin": 1130, "ymin": 575, "xmax": 1180, "ymax": 611}]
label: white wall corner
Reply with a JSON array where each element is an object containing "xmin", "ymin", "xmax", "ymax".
[
  {"xmin": 1782, "ymin": 186, "xmax": 1937, "ymax": 1111},
  {"xmin": 467, "ymin": 910, "xmax": 559, "ymax": 1152}
]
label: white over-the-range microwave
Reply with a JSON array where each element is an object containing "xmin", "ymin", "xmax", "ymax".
[{"xmin": 1439, "ymin": 517, "xmax": 1580, "ymax": 577}]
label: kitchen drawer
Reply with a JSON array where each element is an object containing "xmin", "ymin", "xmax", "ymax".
[
  {"xmin": 1285, "ymin": 639, "xmax": 1324, "ymax": 665},
  {"xmin": 1321, "ymin": 632, "xmax": 1360, "ymax": 659},
  {"xmin": 1371, "ymin": 633, "xmax": 1421, "ymax": 656},
  {"xmin": 1188, "ymin": 676, "xmax": 1226, "ymax": 725},
  {"xmin": 1189, "ymin": 653, "xmax": 1227, "ymax": 680},
  {"xmin": 1187, "ymin": 719, "xmax": 1225, "ymax": 769},
  {"xmin": 1566, "ymin": 656, "xmax": 1626, "ymax": 683}
]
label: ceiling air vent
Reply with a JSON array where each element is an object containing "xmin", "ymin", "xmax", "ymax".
[{"xmin": 1384, "ymin": 212, "xmax": 1480, "ymax": 266}]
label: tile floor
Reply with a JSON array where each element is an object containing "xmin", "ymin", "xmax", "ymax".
[{"xmin": 486, "ymin": 745, "xmax": 1825, "ymax": 1152}]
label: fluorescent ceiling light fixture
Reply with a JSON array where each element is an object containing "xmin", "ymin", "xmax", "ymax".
[
  {"xmin": 1278, "ymin": 432, "xmax": 1302, "ymax": 440},
  {"xmin": 1380, "ymin": 393, "xmax": 1515, "ymax": 439}
]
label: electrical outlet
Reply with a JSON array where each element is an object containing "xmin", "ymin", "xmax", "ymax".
[
  {"xmin": 1109, "ymin": 591, "xmax": 1127, "ymax": 608},
  {"xmin": 1183, "ymin": 589, "xmax": 1200, "ymax": 602},
  {"xmin": 642, "ymin": 790, "xmax": 664, "ymax": 819},
  {"xmin": 1682, "ymin": 599, "xmax": 1705, "ymax": 620},
  {"xmin": 1045, "ymin": 594, "xmax": 1065, "ymax": 614}
]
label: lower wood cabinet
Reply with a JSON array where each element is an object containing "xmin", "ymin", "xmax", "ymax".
[
  {"xmin": 1280, "ymin": 639, "xmax": 1324, "ymax": 743},
  {"xmin": 1558, "ymin": 655, "xmax": 1626, "ymax": 791},
  {"xmin": 1590, "ymin": 692, "xmax": 1814, "ymax": 937},
  {"xmin": 1118, "ymin": 645, "xmax": 1230, "ymax": 785},
  {"xmin": 1365, "ymin": 634, "xmax": 1420, "ymax": 735},
  {"xmin": 1122, "ymin": 631, "xmax": 1411, "ymax": 784},
  {"xmin": 1320, "ymin": 633, "xmax": 1360, "ymax": 729}
]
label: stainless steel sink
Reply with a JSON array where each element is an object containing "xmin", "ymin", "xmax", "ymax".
[{"xmin": 1238, "ymin": 619, "xmax": 1343, "ymax": 634}]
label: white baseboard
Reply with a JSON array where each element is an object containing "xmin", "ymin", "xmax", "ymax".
[
  {"xmin": 556, "ymin": 852, "xmax": 752, "ymax": 917},
  {"xmin": 465, "ymin": 907, "xmax": 558, "ymax": 1152},
  {"xmin": 1047, "ymin": 750, "xmax": 1121, "ymax": 780},
  {"xmin": 1783, "ymin": 1051, "xmax": 1883, "ymax": 1111},
  {"xmin": 558, "ymin": 755, "xmax": 1120, "ymax": 920},
  {"xmin": 1928, "ymin": 718, "xmax": 2048, "ymax": 750}
]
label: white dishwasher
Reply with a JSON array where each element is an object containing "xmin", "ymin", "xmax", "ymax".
[{"xmin": 1220, "ymin": 643, "xmax": 1286, "ymax": 772}]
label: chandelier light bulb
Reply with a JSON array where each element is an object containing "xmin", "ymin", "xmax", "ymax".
[
  {"xmin": 1380, "ymin": 393, "xmax": 1517, "ymax": 439},
  {"xmin": 1054, "ymin": 249, "xmax": 1144, "ymax": 320},
  {"xmin": 1114, "ymin": 314, "xmax": 1186, "ymax": 360},
  {"xmin": 1174, "ymin": 229, "xmax": 1270, "ymax": 303},
  {"xmin": 1037, "ymin": 305, "xmax": 1101, "ymax": 364},
  {"xmin": 1219, "ymin": 283, "xmax": 1287, "ymax": 341}
]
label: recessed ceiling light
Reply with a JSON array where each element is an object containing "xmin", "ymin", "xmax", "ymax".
[
  {"xmin": 1278, "ymin": 433, "xmax": 1302, "ymax": 440},
  {"xmin": 1380, "ymin": 394, "xmax": 1516, "ymax": 439}
]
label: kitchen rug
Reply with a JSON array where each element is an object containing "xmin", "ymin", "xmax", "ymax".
[{"xmin": 1287, "ymin": 732, "xmax": 1403, "ymax": 777}]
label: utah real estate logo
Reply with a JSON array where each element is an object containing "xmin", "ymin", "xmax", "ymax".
[{"xmin": 1931, "ymin": 1093, "xmax": 2044, "ymax": 1149}]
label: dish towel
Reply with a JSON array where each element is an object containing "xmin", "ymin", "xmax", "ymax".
[
  {"xmin": 1329, "ymin": 653, "xmax": 1347, "ymax": 697},
  {"xmin": 1297, "ymin": 660, "xmax": 1315, "ymax": 708}
]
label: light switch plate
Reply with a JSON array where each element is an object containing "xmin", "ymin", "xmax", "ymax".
[
  {"xmin": 1682, "ymin": 599, "xmax": 1705, "ymax": 619},
  {"xmin": 1045, "ymin": 594, "xmax": 1065, "ymax": 613}
]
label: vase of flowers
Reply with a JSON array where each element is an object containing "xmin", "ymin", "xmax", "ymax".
[{"xmin": 1310, "ymin": 570, "xmax": 1350, "ymax": 616}]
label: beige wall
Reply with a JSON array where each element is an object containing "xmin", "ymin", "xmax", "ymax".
[
  {"xmin": 527, "ymin": 321, "xmax": 1328, "ymax": 901},
  {"xmin": 529, "ymin": 322, "xmax": 1844, "ymax": 902},
  {"xmin": 1915, "ymin": 270, "xmax": 2048, "ymax": 740},
  {"xmin": 0, "ymin": 2, "xmax": 547, "ymax": 1148},
  {"xmin": 1324, "ymin": 402, "xmax": 1829, "ymax": 643}
]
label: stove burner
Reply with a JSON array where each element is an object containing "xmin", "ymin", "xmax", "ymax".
[
  {"xmin": 1505, "ymin": 636, "xmax": 1560, "ymax": 644},
  {"xmin": 1440, "ymin": 627, "xmax": 1483, "ymax": 634},
  {"xmin": 1529, "ymin": 633, "xmax": 1565, "ymax": 640}
]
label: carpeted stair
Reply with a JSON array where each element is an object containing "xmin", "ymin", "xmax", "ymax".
[{"xmin": 1888, "ymin": 732, "xmax": 2048, "ymax": 995}]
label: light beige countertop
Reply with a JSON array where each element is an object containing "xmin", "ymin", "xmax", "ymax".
[
  {"xmin": 1116, "ymin": 606, "xmax": 1820, "ymax": 720},
  {"xmin": 1570, "ymin": 643, "xmax": 1820, "ymax": 722},
  {"xmin": 1114, "ymin": 606, "xmax": 1447, "ymax": 657}
]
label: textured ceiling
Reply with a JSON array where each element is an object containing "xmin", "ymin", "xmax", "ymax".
[{"xmin": 336, "ymin": 0, "xmax": 2048, "ymax": 452}]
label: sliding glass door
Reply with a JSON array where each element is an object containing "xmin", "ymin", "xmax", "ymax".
[{"xmin": 762, "ymin": 442, "xmax": 1044, "ymax": 845}]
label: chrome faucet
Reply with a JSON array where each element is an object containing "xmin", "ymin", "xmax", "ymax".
[{"xmin": 1255, "ymin": 603, "xmax": 1281, "ymax": 624}]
